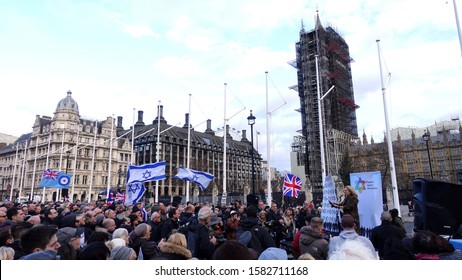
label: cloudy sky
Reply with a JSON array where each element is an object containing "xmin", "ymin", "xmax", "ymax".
[{"xmin": 0, "ymin": 0, "xmax": 461, "ymax": 172}]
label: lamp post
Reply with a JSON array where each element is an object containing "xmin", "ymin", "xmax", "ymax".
[
  {"xmin": 117, "ymin": 167, "xmax": 122, "ymax": 192},
  {"xmin": 422, "ymin": 132, "xmax": 433, "ymax": 179},
  {"xmin": 62, "ymin": 149, "xmax": 71, "ymax": 200},
  {"xmin": 247, "ymin": 110, "xmax": 256, "ymax": 195}
]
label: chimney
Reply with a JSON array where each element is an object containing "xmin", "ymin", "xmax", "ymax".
[
  {"xmin": 135, "ymin": 110, "xmax": 145, "ymax": 127},
  {"xmin": 241, "ymin": 129, "xmax": 249, "ymax": 142},
  {"xmin": 116, "ymin": 116, "xmax": 124, "ymax": 135},
  {"xmin": 153, "ymin": 105, "xmax": 167, "ymax": 125},
  {"xmin": 205, "ymin": 119, "xmax": 214, "ymax": 135},
  {"xmin": 183, "ymin": 113, "xmax": 190, "ymax": 129}
]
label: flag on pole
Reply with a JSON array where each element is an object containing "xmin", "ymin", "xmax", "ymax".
[
  {"xmin": 107, "ymin": 188, "xmax": 115, "ymax": 206},
  {"xmin": 126, "ymin": 162, "xmax": 166, "ymax": 185},
  {"xmin": 125, "ymin": 183, "xmax": 146, "ymax": 206},
  {"xmin": 283, "ymin": 173, "xmax": 302, "ymax": 198},
  {"xmin": 115, "ymin": 191, "xmax": 125, "ymax": 203},
  {"xmin": 173, "ymin": 167, "xmax": 214, "ymax": 191},
  {"xmin": 39, "ymin": 170, "xmax": 73, "ymax": 189}
]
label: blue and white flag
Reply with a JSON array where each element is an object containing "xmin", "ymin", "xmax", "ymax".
[
  {"xmin": 173, "ymin": 167, "xmax": 214, "ymax": 191},
  {"xmin": 126, "ymin": 161, "xmax": 166, "ymax": 185},
  {"xmin": 39, "ymin": 171, "xmax": 72, "ymax": 189},
  {"xmin": 124, "ymin": 183, "xmax": 146, "ymax": 206}
]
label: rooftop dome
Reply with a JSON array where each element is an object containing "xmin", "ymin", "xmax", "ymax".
[{"xmin": 56, "ymin": 90, "xmax": 79, "ymax": 113}]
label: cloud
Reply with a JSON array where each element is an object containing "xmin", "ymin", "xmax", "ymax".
[{"xmin": 123, "ymin": 23, "xmax": 160, "ymax": 38}]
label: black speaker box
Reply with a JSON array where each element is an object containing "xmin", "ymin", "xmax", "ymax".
[
  {"xmin": 413, "ymin": 178, "xmax": 462, "ymax": 235},
  {"xmin": 172, "ymin": 196, "xmax": 182, "ymax": 207},
  {"xmin": 246, "ymin": 194, "xmax": 259, "ymax": 207}
]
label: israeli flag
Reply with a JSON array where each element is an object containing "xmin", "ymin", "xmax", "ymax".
[
  {"xmin": 126, "ymin": 161, "xmax": 166, "ymax": 185},
  {"xmin": 125, "ymin": 183, "xmax": 146, "ymax": 206},
  {"xmin": 173, "ymin": 167, "xmax": 214, "ymax": 191}
]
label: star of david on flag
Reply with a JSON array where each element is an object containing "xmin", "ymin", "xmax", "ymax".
[
  {"xmin": 173, "ymin": 167, "xmax": 214, "ymax": 191},
  {"xmin": 124, "ymin": 183, "xmax": 146, "ymax": 206},
  {"xmin": 283, "ymin": 173, "xmax": 302, "ymax": 198},
  {"xmin": 126, "ymin": 161, "xmax": 166, "ymax": 185}
]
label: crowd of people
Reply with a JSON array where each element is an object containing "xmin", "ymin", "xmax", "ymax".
[{"xmin": 0, "ymin": 190, "xmax": 460, "ymax": 260}]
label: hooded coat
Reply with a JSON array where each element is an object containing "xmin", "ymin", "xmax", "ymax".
[
  {"xmin": 157, "ymin": 241, "xmax": 192, "ymax": 260},
  {"xmin": 299, "ymin": 225, "xmax": 328, "ymax": 260}
]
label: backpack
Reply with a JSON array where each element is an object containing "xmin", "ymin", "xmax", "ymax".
[{"xmin": 236, "ymin": 225, "xmax": 263, "ymax": 254}]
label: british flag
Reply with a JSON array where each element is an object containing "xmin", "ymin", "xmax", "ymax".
[
  {"xmin": 283, "ymin": 173, "xmax": 302, "ymax": 198},
  {"xmin": 115, "ymin": 192, "xmax": 125, "ymax": 203},
  {"xmin": 43, "ymin": 169, "xmax": 59, "ymax": 180}
]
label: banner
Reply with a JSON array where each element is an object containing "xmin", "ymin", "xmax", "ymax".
[
  {"xmin": 321, "ymin": 175, "xmax": 341, "ymax": 233},
  {"xmin": 350, "ymin": 171, "xmax": 383, "ymax": 231}
]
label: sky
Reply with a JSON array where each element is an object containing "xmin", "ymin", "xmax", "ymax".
[{"xmin": 0, "ymin": 0, "xmax": 461, "ymax": 172}]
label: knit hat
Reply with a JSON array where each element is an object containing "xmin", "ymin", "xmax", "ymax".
[
  {"xmin": 110, "ymin": 246, "xmax": 134, "ymax": 260},
  {"xmin": 209, "ymin": 213, "xmax": 222, "ymax": 226},
  {"xmin": 258, "ymin": 247, "xmax": 288, "ymax": 260}
]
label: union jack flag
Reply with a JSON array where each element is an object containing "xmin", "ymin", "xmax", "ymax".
[
  {"xmin": 43, "ymin": 169, "xmax": 59, "ymax": 180},
  {"xmin": 283, "ymin": 173, "xmax": 302, "ymax": 198},
  {"xmin": 116, "ymin": 192, "xmax": 125, "ymax": 203}
]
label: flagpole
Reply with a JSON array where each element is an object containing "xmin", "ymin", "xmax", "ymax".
[
  {"xmin": 70, "ymin": 128, "xmax": 79, "ymax": 202},
  {"xmin": 222, "ymin": 83, "xmax": 228, "ymax": 205},
  {"xmin": 9, "ymin": 144, "xmax": 19, "ymax": 201},
  {"xmin": 376, "ymin": 39, "xmax": 400, "ymax": 215},
  {"xmin": 265, "ymin": 72, "xmax": 272, "ymax": 204},
  {"xmin": 155, "ymin": 102, "xmax": 161, "ymax": 203},
  {"xmin": 18, "ymin": 141, "xmax": 28, "ymax": 201},
  {"xmin": 453, "ymin": 0, "xmax": 462, "ymax": 56},
  {"xmin": 57, "ymin": 125, "xmax": 65, "ymax": 201},
  {"xmin": 186, "ymin": 94, "xmax": 192, "ymax": 203},
  {"xmin": 42, "ymin": 132, "xmax": 51, "ymax": 203},
  {"xmin": 131, "ymin": 108, "xmax": 135, "ymax": 165},
  {"xmin": 88, "ymin": 120, "xmax": 98, "ymax": 203},
  {"xmin": 106, "ymin": 115, "xmax": 114, "ymax": 204},
  {"xmin": 30, "ymin": 137, "xmax": 39, "ymax": 200}
]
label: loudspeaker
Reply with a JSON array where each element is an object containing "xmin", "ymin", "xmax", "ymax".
[
  {"xmin": 413, "ymin": 178, "xmax": 462, "ymax": 235},
  {"xmin": 246, "ymin": 194, "xmax": 259, "ymax": 207},
  {"xmin": 61, "ymin": 188, "xmax": 69, "ymax": 199}
]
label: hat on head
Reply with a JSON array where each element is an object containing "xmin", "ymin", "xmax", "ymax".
[
  {"xmin": 258, "ymin": 247, "xmax": 288, "ymax": 260},
  {"xmin": 57, "ymin": 227, "xmax": 84, "ymax": 243},
  {"xmin": 132, "ymin": 205, "xmax": 141, "ymax": 213},
  {"xmin": 209, "ymin": 213, "xmax": 222, "ymax": 226},
  {"xmin": 61, "ymin": 214, "xmax": 77, "ymax": 228},
  {"xmin": 230, "ymin": 210, "xmax": 237, "ymax": 216}
]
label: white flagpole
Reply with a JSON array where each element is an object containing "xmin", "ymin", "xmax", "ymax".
[
  {"xmin": 106, "ymin": 116, "xmax": 114, "ymax": 203},
  {"xmin": 18, "ymin": 141, "xmax": 28, "ymax": 201},
  {"xmin": 70, "ymin": 128, "xmax": 79, "ymax": 202},
  {"xmin": 30, "ymin": 137, "xmax": 39, "ymax": 200},
  {"xmin": 222, "ymin": 83, "xmax": 228, "ymax": 205},
  {"xmin": 42, "ymin": 132, "xmax": 51, "ymax": 203},
  {"xmin": 88, "ymin": 121, "xmax": 98, "ymax": 203},
  {"xmin": 131, "ymin": 108, "xmax": 135, "ymax": 165},
  {"xmin": 155, "ymin": 102, "xmax": 161, "ymax": 203},
  {"xmin": 453, "ymin": 0, "xmax": 462, "ymax": 56},
  {"xmin": 9, "ymin": 144, "xmax": 19, "ymax": 201},
  {"xmin": 376, "ymin": 40, "xmax": 400, "ymax": 215},
  {"xmin": 186, "ymin": 94, "xmax": 192, "ymax": 202},
  {"xmin": 57, "ymin": 125, "xmax": 65, "ymax": 201},
  {"xmin": 265, "ymin": 72, "xmax": 272, "ymax": 204}
]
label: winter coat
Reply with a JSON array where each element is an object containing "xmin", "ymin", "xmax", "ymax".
[
  {"xmin": 129, "ymin": 236, "xmax": 159, "ymax": 260},
  {"xmin": 299, "ymin": 225, "xmax": 328, "ymax": 260},
  {"xmin": 340, "ymin": 196, "xmax": 359, "ymax": 227},
  {"xmin": 157, "ymin": 240, "xmax": 192, "ymax": 260},
  {"xmin": 238, "ymin": 217, "xmax": 275, "ymax": 254},
  {"xmin": 186, "ymin": 219, "xmax": 215, "ymax": 260},
  {"xmin": 370, "ymin": 221, "xmax": 406, "ymax": 258}
]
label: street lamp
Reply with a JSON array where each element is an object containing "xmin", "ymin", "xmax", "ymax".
[
  {"xmin": 117, "ymin": 167, "xmax": 122, "ymax": 192},
  {"xmin": 62, "ymin": 149, "xmax": 71, "ymax": 199},
  {"xmin": 247, "ymin": 110, "xmax": 256, "ymax": 196},
  {"xmin": 422, "ymin": 132, "xmax": 433, "ymax": 179}
]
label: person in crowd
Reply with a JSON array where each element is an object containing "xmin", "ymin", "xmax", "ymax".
[
  {"xmin": 148, "ymin": 211, "xmax": 163, "ymax": 242},
  {"xmin": 56, "ymin": 227, "xmax": 84, "ymax": 260},
  {"xmin": 83, "ymin": 210, "xmax": 97, "ymax": 241},
  {"xmin": 102, "ymin": 218, "xmax": 117, "ymax": 237},
  {"xmin": 298, "ymin": 252, "xmax": 315, "ymax": 260},
  {"xmin": 412, "ymin": 230, "xmax": 462, "ymax": 260},
  {"xmin": 6, "ymin": 207, "xmax": 25, "ymax": 226},
  {"xmin": 41, "ymin": 208, "xmax": 58, "ymax": 228},
  {"xmin": 328, "ymin": 214, "xmax": 376, "ymax": 259},
  {"xmin": 0, "ymin": 210, "xmax": 11, "ymax": 230},
  {"xmin": 186, "ymin": 207, "xmax": 216, "ymax": 260},
  {"xmin": 111, "ymin": 227, "xmax": 129, "ymax": 246},
  {"xmin": 10, "ymin": 222, "xmax": 33, "ymax": 259},
  {"xmin": 299, "ymin": 217, "xmax": 329, "ymax": 260},
  {"xmin": 282, "ymin": 208, "xmax": 296, "ymax": 241},
  {"xmin": 77, "ymin": 242, "xmax": 110, "ymax": 260},
  {"xmin": 330, "ymin": 185, "xmax": 360, "ymax": 230},
  {"xmin": 328, "ymin": 237, "xmax": 378, "ymax": 260},
  {"xmin": 179, "ymin": 204, "xmax": 195, "ymax": 227},
  {"xmin": 295, "ymin": 207, "xmax": 307, "ymax": 230},
  {"xmin": 160, "ymin": 207, "xmax": 180, "ymax": 241},
  {"xmin": 225, "ymin": 210, "xmax": 240, "ymax": 240},
  {"xmin": 389, "ymin": 208, "xmax": 406, "ymax": 234},
  {"xmin": 267, "ymin": 202, "xmax": 284, "ymax": 247},
  {"xmin": 258, "ymin": 247, "xmax": 288, "ymax": 260},
  {"xmin": 292, "ymin": 214, "xmax": 315, "ymax": 256},
  {"xmin": 26, "ymin": 215, "xmax": 41, "ymax": 225},
  {"xmin": 19, "ymin": 225, "xmax": 61, "ymax": 260},
  {"xmin": 0, "ymin": 228, "xmax": 14, "ymax": 247},
  {"xmin": 128, "ymin": 223, "xmax": 159, "ymax": 260},
  {"xmin": 157, "ymin": 232, "xmax": 192, "ymax": 260},
  {"xmin": 237, "ymin": 206, "xmax": 275, "ymax": 256},
  {"xmin": 0, "ymin": 246, "xmax": 15, "ymax": 260},
  {"xmin": 87, "ymin": 231, "xmax": 110, "ymax": 244},
  {"xmin": 370, "ymin": 211, "xmax": 407, "ymax": 259},
  {"xmin": 213, "ymin": 240, "xmax": 255, "ymax": 260},
  {"xmin": 110, "ymin": 245, "xmax": 137, "ymax": 260}
]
